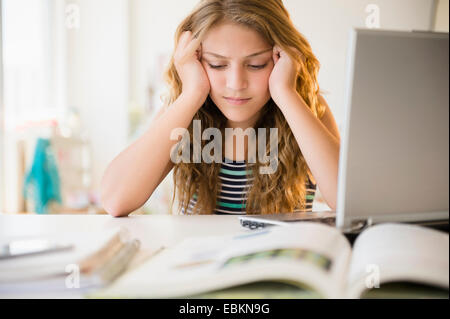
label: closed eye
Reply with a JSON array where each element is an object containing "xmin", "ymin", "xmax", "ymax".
[
  {"xmin": 208, "ymin": 64, "xmax": 268, "ymax": 70},
  {"xmin": 249, "ymin": 64, "xmax": 268, "ymax": 70},
  {"xmin": 208, "ymin": 64, "xmax": 225, "ymax": 69}
]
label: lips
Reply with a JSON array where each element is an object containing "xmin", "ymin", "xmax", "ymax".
[{"xmin": 224, "ymin": 97, "xmax": 252, "ymax": 105}]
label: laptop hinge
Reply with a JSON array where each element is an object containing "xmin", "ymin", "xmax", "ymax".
[{"xmin": 344, "ymin": 218, "xmax": 373, "ymax": 234}]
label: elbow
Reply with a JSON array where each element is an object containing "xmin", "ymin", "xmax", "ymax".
[
  {"xmin": 326, "ymin": 180, "xmax": 339, "ymax": 211},
  {"xmin": 327, "ymin": 197, "xmax": 337, "ymax": 212},
  {"xmin": 100, "ymin": 191, "xmax": 130, "ymax": 218},
  {"xmin": 100, "ymin": 176, "xmax": 130, "ymax": 217},
  {"xmin": 322, "ymin": 192, "xmax": 337, "ymax": 212},
  {"xmin": 105, "ymin": 206, "xmax": 129, "ymax": 218},
  {"xmin": 102, "ymin": 200, "xmax": 129, "ymax": 218}
]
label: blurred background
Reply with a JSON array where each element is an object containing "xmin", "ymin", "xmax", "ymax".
[{"xmin": 0, "ymin": 0, "xmax": 448, "ymax": 215}]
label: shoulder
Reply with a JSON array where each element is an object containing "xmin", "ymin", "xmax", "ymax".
[{"xmin": 317, "ymin": 94, "xmax": 340, "ymax": 142}]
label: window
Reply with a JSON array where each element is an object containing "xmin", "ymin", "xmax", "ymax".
[
  {"xmin": 2, "ymin": 0, "xmax": 65, "ymax": 130},
  {"xmin": 1, "ymin": 0, "xmax": 66, "ymax": 213}
]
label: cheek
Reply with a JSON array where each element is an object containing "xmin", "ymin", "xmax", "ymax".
[
  {"xmin": 207, "ymin": 73, "xmax": 224, "ymax": 90},
  {"xmin": 203, "ymin": 70, "xmax": 224, "ymax": 92},
  {"xmin": 251, "ymin": 70, "xmax": 272, "ymax": 94}
]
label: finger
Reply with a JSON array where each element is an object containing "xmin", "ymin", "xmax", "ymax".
[
  {"xmin": 196, "ymin": 42, "xmax": 203, "ymax": 61},
  {"xmin": 273, "ymin": 45, "xmax": 281, "ymax": 64},
  {"xmin": 174, "ymin": 32, "xmax": 191, "ymax": 62},
  {"xmin": 185, "ymin": 35, "xmax": 202, "ymax": 59},
  {"xmin": 177, "ymin": 31, "xmax": 192, "ymax": 50},
  {"xmin": 176, "ymin": 32, "xmax": 201, "ymax": 65}
]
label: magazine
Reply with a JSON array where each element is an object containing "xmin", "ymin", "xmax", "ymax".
[{"xmin": 91, "ymin": 222, "xmax": 449, "ymax": 298}]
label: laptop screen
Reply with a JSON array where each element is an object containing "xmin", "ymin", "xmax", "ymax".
[{"xmin": 336, "ymin": 29, "xmax": 449, "ymax": 229}]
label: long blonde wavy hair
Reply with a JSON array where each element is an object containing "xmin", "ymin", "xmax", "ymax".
[{"xmin": 162, "ymin": 0, "xmax": 326, "ymax": 215}]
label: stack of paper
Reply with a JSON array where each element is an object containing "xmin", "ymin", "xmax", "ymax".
[{"xmin": 0, "ymin": 227, "xmax": 140, "ymax": 295}]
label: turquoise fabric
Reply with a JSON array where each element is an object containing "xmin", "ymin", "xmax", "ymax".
[{"xmin": 23, "ymin": 138, "xmax": 62, "ymax": 214}]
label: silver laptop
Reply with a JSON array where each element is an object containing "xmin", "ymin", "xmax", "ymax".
[{"xmin": 240, "ymin": 29, "xmax": 449, "ymax": 233}]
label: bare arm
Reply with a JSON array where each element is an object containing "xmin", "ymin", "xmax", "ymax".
[
  {"xmin": 276, "ymin": 92, "xmax": 341, "ymax": 210},
  {"xmin": 269, "ymin": 46, "xmax": 341, "ymax": 209},
  {"xmin": 318, "ymin": 94, "xmax": 340, "ymax": 141},
  {"xmin": 100, "ymin": 93, "xmax": 204, "ymax": 217},
  {"xmin": 101, "ymin": 30, "xmax": 210, "ymax": 217}
]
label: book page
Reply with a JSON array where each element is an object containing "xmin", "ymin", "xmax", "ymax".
[
  {"xmin": 92, "ymin": 222, "xmax": 352, "ymax": 298},
  {"xmin": 346, "ymin": 223, "xmax": 449, "ymax": 298}
]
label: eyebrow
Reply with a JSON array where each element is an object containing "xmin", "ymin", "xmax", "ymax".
[{"xmin": 202, "ymin": 48, "xmax": 272, "ymax": 59}]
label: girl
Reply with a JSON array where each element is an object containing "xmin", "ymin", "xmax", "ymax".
[{"xmin": 101, "ymin": 0, "xmax": 340, "ymax": 217}]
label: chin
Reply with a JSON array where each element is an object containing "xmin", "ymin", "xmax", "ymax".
[
  {"xmin": 218, "ymin": 107, "xmax": 259, "ymax": 124},
  {"xmin": 224, "ymin": 115, "xmax": 255, "ymax": 124},
  {"xmin": 211, "ymin": 96, "xmax": 268, "ymax": 126}
]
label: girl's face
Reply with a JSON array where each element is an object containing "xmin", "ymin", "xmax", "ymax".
[{"xmin": 201, "ymin": 22, "xmax": 274, "ymax": 128}]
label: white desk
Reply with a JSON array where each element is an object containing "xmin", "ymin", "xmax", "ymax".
[
  {"xmin": 0, "ymin": 213, "xmax": 252, "ymax": 298},
  {"xmin": 0, "ymin": 213, "xmax": 249, "ymax": 251},
  {"xmin": 2, "ymin": 214, "xmax": 447, "ymax": 299}
]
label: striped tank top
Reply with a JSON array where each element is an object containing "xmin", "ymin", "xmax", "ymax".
[{"xmin": 182, "ymin": 158, "xmax": 317, "ymax": 215}]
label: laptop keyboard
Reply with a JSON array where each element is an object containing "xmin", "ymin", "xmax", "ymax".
[{"xmin": 240, "ymin": 216, "xmax": 336, "ymax": 230}]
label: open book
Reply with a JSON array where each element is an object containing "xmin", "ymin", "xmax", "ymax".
[
  {"xmin": 0, "ymin": 227, "xmax": 140, "ymax": 295},
  {"xmin": 91, "ymin": 223, "xmax": 449, "ymax": 299}
]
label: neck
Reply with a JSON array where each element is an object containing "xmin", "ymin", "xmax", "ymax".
[
  {"xmin": 224, "ymin": 113, "xmax": 262, "ymax": 162},
  {"xmin": 226, "ymin": 112, "xmax": 261, "ymax": 130}
]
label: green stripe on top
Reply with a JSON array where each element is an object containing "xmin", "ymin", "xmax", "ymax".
[
  {"xmin": 217, "ymin": 201, "xmax": 246, "ymax": 209},
  {"xmin": 306, "ymin": 194, "xmax": 315, "ymax": 200},
  {"xmin": 220, "ymin": 168, "xmax": 253, "ymax": 176}
]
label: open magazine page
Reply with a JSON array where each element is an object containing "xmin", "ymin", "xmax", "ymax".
[
  {"xmin": 92, "ymin": 222, "xmax": 352, "ymax": 298},
  {"xmin": 346, "ymin": 223, "xmax": 449, "ymax": 298}
]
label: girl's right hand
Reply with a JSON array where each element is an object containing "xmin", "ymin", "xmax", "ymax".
[{"xmin": 174, "ymin": 31, "xmax": 211, "ymax": 103}]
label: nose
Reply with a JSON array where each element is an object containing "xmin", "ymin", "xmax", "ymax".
[{"xmin": 226, "ymin": 65, "xmax": 248, "ymax": 92}]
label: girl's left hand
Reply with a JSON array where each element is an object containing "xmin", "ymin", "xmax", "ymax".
[{"xmin": 269, "ymin": 45, "xmax": 303, "ymax": 106}]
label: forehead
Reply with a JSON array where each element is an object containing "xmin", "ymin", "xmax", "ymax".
[{"xmin": 202, "ymin": 22, "xmax": 270, "ymax": 58}]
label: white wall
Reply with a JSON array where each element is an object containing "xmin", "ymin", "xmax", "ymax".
[
  {"xmin": 285, "ymin": 0, "xmax": 435, "ymax": 129},
  {"xmin": 434, "ymin": 0, "xmax": 449, "ymax": 32},
  {"xmin": 66, "ymin": 0, "xmax": 129, "ymax": 197},
  {"xmin": 0, "ymin": 0, "xmax": 4, "ymax": 212},
  {"xmin": 128, "ymin": 0, "xmax": 199, "ymax": 113}
]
